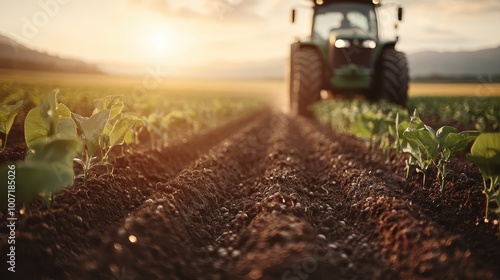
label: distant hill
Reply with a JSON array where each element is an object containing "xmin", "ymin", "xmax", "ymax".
[
  {"xmin": 175, "ymin": 46, "xmax": 500, "ymax": 81},
  {"xmin": 0, "ymin": 34, "xmax": 102, "ymax": 74},
  {"xmin": 408, "ymin": 47, "xmax": 500, "ymax": 80}
]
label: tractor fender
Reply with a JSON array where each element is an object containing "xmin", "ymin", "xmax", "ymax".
[{"xmin": 371, "ymin": 40, "xmax": 398, "ymax": 67}]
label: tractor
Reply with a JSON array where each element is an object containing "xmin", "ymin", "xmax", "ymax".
[{"xmin": 289, "ymin": 0, "xmax": 409, "ymax": 117}]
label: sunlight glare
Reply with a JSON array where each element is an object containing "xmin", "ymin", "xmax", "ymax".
[{"xmin": 146, "ymin": 25, "xmax": 175, "ymax": 58}]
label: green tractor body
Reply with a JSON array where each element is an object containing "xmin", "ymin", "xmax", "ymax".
[{"xmin": 289, "ymin": 0, "xmax": 409, "ymax": 116}]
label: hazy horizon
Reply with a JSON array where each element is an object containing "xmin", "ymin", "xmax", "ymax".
[{"xmin": 1, "ymin": 0, "xmax": 499, "ymax": 72}]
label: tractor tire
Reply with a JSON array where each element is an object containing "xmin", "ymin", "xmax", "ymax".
[
  {"xmin": 379, "ymin": 49, "xmax": 409, "ymax": 107},
  {"xmin": 290, "ymin": 48, "xmax": 322, "ymax": 117}
]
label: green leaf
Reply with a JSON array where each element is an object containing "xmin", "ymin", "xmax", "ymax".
[
  {"xmin": 436, "ymin": 126, "xmax": 457, "ymax": 146},
  {"xmin": 55, "ymin": 117, "xmax": 78, "ymax": 140},
  {"xmin": 73, "ymin": 109, "xmax": 110, "ymax": 157},
  {"xmin": 443, "ymin": 131, "xmax": 480, "ymax": 160},
  {"xmin": 409, "ymin": 111, "xmax": 425, "ymax": 130},
  {"xmin": 0, "ymin": 100, "xmax": 23, "ymax": 135},
  {"xmin": 24, "ymin": 91, "xmax": 77, "ymax": 152},
  {"xmin": 25, "ymin": 105, "xmax": 51, "ymax": 151},
  {"xmin": 403, "ymin": 129, "xmax": 439, "ymax": 161},
  {"xmin": 92, "ymin": 95, "xmax": 121, "ymax": 115},
  {"xmin": 467, "ymin": 133, "xmax": 500, "ymax": 177},
  {"xmin": 108, "ymin": 116, "xmax": 142, "ymax": 148},
  {"xmin": 56, "ymin": 103, "xmax": 72, "ymax": 119},
  {"xmin": 0, "ymin": 139, "xmax": 81, "ymax": 207},
  {"xmin": 75, "ymin": 110, "xmax": 110, "ymax": 142},
  {"xmin": 27, "ymin": 138, "xmax": 81, "ymax": 167},
  {"xmin": 109, "ymin": 102, "xmax": 124, "ymax": 121}
]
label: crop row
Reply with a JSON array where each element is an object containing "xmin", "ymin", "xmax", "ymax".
[
  {"xmin": 0, "ymin": 88, "xmax": 262, "ymax": 208},
  {"xmin": 313, "ymin": 99, "xmax": 500, "ymax": 232},
  {"xmin": 408, "ymin": 96, "xmax": 499, "ymax": 132}
]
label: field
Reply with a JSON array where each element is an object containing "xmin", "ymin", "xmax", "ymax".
[{"xmin": 1, "ymin": 72, "xmax": 500, "ymax": 279}]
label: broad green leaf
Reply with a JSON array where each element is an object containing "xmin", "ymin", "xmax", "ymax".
[
  {"xmin": 0, "ymin": 139, "xmax": 80, "ymax": 207},
  {"xmin": 109, "ymin": 102, "xmax": 124, "ymax": 121},
  {"xmin": 397, "ymin": 120, "xmax": 410, "ymax": 139},
  {"xmin": 73, "ymin": 110, "xmax": 110, "ymax": 157},
  {"xmin": 467, "ymin": 133, "xmax": 500, "ymax": 177},
  {"xmin": 109, "ymin": 116, "xmax": 142, "ymax": 148},
  {"xmin": 92, "ymin": 95, "xmax": 121, "ymax": 115},
  {"xmin": 72, "ymin": 113, "xmax": 87, "ymax": 127},
  {"xmin": 78, "ymin": 109, "xmax": 110, "ymax": 143},
  {"xmin": 27, "ymin": 138, "xmax": 81, "ymax": 167},
  {"xmin": 24, "ymin": 92, "xmax": 75, "ymax": 151},
  {"xmin": 101, "ymin": 102, "xmax": 125, "ymax": 135},
  {"xmin": 436, "ymin": 126, "xmax": 457, "ymax": 146},
  {"xmin": 443, "ymin": 131, "xmax": 480, "ymax": 160},
  {"xmin": 0, "ymin": 100, "xmax": 23, "ymax": 135},
  {"xmin": 124, "ymin": 119, "xmax": 143, "ymax": 145},
  {"xmin": 403, "ymin": 129, "xmax": 439, "ymax": 161},
  {"xmin": 424, "ymin": 124, "xmax": 436, "ymax": 137},
  {"xmin": 56, "ymin": 103, "xmax": 72, "ymax": 119},
  {"xmin": 409, "ymin": 111, "xmax": 425, "ymax": 130},
  {"xmin": 55, "ymin": 117, "xmax": 78, "ymax": 140},
  {"xmin": 25, "ymin": 105, "xmax": 51, "ymax": 151}
]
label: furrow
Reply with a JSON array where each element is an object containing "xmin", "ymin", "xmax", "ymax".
[
  {"xmin": 298, "ymin": 118, "xmax": 496, "ymax": 279},
  {"xmin": 1, "ymin": 109, "xmax": 266, "ymax": 280},
  {"xmin": 76, "ymin": 110, "xmax": 281, "ymax": 279}
]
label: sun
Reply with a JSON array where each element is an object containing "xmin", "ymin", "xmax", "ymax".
[
  {"xmin": 146, "ymin": 25, "xmax": 176, "ymax": 57},
  {"xmin": 150, "ymin": 34, "xmax": 169, "ymax": 53}
]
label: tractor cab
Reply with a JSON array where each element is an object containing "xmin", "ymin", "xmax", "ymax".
[
  {"xmin": 312, "ymin": 2, "xmax": 378, "ymax": 45},
  {"xmin": 289, "ymin": 0, "xmax": 408, "ymax": 117}
]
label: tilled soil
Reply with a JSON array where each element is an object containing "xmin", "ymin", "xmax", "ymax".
[{"xmin": 1, "ymin": 110, "xmax": 499, "ymax": 280}]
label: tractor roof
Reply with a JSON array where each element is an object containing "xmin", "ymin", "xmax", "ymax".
[{"xmin": 308, "ymin": 0, "xmax": 381, "ymax": 6}]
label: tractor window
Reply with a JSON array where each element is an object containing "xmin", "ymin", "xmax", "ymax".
[{"xmin": 312, "ymin": 3, "xmax": 377, "ymax": 42}]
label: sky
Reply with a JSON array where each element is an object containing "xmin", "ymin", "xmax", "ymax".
[{"xmin": 1, "ymin": 0, "xmax": 499, "ymax": 74}]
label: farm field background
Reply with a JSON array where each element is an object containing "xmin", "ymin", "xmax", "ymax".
[
  {"xmin": 2, "ymin": 70, "xmax": 499, "ymax": 110},
  {"xmin": 1, "ymin": 70, "xmax": 500, "ymax": 280}
]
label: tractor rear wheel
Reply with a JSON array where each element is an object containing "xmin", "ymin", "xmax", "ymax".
[
  {"xmin": 290, "ymin": 48, "xmax": 322, "ymax": 117},
  {"xmin": 379, "ymin": 49, "xmax": 409, "ymax": 107}
]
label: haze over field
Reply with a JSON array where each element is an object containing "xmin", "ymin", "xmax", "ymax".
[{"xmin": 0, "ymin": 0, "xmax": 499, "ymax": 78}]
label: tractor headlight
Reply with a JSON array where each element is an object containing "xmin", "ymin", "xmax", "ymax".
[
  {"xmin": 334, "ymin": 39, "xmax": 350, "ymax": 48},
  {"xmin": 362, "ymin": 40, "xmax": 377, "ymax": 49}
]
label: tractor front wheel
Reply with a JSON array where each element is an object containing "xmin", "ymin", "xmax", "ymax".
[
  {"xmin": 290, "ymin": 48, "xmax": 322, "ymax": 117},
  {"xmin": 379, "ymin": 49, "xmax": 409, "ymax": 107}
]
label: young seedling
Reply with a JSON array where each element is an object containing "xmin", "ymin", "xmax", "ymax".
[
  {"xmin": 467, "ymin": 133, "xmax": 500, "ymax": 228},
  {"xmin": 73, "ymin": 95, "xmax": 144, "ymax": 182},
  {"xmin": 0, "ymin": 100, "xmax": 23, "ymax": 149},
  {"xmin": 435, "ymin": 126, "xmax": 480, "ymax": 191},
  {"xmin": 0, "ymin": 91, "xmax": 81, "ymax": 208},
  {"xmin": 73, "ymin": 109, "xmax": 111, "ymax": 183},
  {"xmin": 402, "ymin": 111, "xmax": 480, "ymax": 191},
  {"xmin": 401, "ymin": 111, "xmax": 438, "ymax": 186}
]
